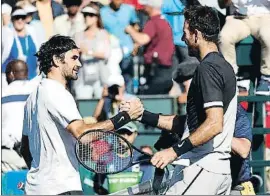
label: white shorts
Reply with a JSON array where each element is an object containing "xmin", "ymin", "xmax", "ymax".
[{"xmin": 166, "ymin": 164, "xmax": 232, "ymax": 195}]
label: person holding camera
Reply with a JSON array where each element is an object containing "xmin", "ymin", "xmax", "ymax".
[{"xmin": 93, "ymin": 74, "xmax": 135, "ymax": 122}]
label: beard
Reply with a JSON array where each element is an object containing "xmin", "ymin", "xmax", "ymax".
[
  {"xmin": 66, "ymin": 72, "xmax": 78, "ymax": 80},
  {"xmin": 187, "ymin": 45, "xmax": 200, "ymax": 58},
  {"xmin": 62, "ymin": 67, "xmax": 79, "ymax": 81}
]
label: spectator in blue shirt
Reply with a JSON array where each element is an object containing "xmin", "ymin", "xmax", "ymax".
[
  {"xmin": 2, "ymin": 7, "xmax": 39, "ymax": 80},
  {"xmin": 230, "ymin": 104, "xmax": 255, "ymax": 195},
  {"xmin": 100, "ymin": 0, "xmax": 139, "ymax": 94}
]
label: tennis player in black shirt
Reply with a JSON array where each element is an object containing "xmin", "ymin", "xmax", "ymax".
[{"xmin": 121, "ymin": 5, "xmax": 237, "ymax": 194}]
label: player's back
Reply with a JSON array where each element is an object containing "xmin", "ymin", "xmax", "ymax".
[
  {"xmin": 23, "ymin": 78, "xmax": 82, "ymax": 195},
  {"xmin": 2, "ymin": 76, "xmax": 42, "ymax": 147}
]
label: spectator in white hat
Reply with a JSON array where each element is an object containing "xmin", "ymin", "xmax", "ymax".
[
  {"xmin": 2, "ymin": 7, "xmax": 40, "ymax": 81},
  {"xmin": 72, "ymin": 2, "xmax": 111, "ymax": 100},
  {"xmin": 53, "ymin": 0, "xmax": 86, "ymax": 38}
]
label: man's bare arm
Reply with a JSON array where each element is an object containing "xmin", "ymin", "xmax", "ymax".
[
  {"xmin": 126, "ymin": 25, "xmax": 150, "ymax": 46},
  {"xmin": 189, "ymin": 107, "xmax": 223, "ymax": 146},
  {"xmin": 68, "ymin": 98, "xmax": 144, "ymax": 138},
  {"xmin": 157, "ymin": 115, "xmax": 177, "ymax": 131},
  {"xmin": 231, "ymin": 137, "xmax": 251, "ymax": 159},
  {"xmin": 151, "ymin": 107, "xmax": 224, "ymax": 169},
  {"xmin": 67, "ymin": 119, "xmax": 115, "ymax": 139}
]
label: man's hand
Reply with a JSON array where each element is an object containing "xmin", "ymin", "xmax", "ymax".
[
  {"xmin": 151, "ymin": 147, "xmax": 177, "ymax": 169},
  {"xmin": 125, "ymin": 25, "xmax": 133, "ymax": 34},
  {"xmin": 120, "ymin": 98, "xmax": 144, "ymax": 120}
]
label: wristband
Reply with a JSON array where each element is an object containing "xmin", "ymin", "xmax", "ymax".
[
  {"xmin": 140, "ymin": 110, "xmax": 159, "ymax": 127},
  {"xmin": 172, "ymin": 138, "xmax": 194, "ymax": 157},
  {"xmin": 110, "ymin": 112, "xmax": 131, "ymax": 130}
]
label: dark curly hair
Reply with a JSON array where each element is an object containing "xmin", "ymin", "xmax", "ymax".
[
  {"xmin": 35, "ymin": 35, "xmax": 79, "ymax": 75},
  {"xmin": 184, "ymin": 6, "xmax": 220, "ymax": 44}
]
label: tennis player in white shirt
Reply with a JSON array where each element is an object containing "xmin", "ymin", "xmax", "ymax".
[{"xmin": 20, "ymin": 35, "xmax": 143, "ymax": 195}]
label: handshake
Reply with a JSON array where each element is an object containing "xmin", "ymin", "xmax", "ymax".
[{"xmin": 119, "ymin": 98, "xmax": 144, "ymax": 121}]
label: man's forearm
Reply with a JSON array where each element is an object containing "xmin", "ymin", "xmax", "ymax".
[
  {"xmin": 189, "ymin": 117, "xmax": 222, "ymax": 146},
  {"xmin": 157, "ymin": 115, "xmax": 177, "ymax": 131},
  {"xmin": 70, "ymin": 112, "xmax": 132, "ymax": 138},
  {"xmin": 231, "ymin": 137, "xmax": 251, "ymax": 159},
  {"xmin": 73, "ymin": 119, "xmax": 116, "ymax": 138},
  {"xmin": 83, "ymin": 120, "xmax": 115, "ymax": 133},
  {"xmin": 140, "ymin": 110, "xmax": 183, "ymax": 132},
  {"xmin": 93, "ymin": 98, "xmax": 105, "ymax": 119},
  {"xmin": 126, "ymin": 27, "xmax": 149, "ymax": 46}
]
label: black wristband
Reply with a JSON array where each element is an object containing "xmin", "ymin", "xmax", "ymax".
[
  {"xmin": 140, "ymin": 110, "xmax": 159, "ymax": 127},
  {"xmin": 172, "ymin": 138, "xmax": 194, "ymax": 157},
  {"xmin": 110, "ymin": 112, "xmax": 131, "ymax": 130}
]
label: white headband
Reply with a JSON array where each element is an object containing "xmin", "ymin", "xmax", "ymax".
[
  {"xmin": 11, "ymin": 9, "xmax": 27, "ymax": 17},
  {"xmin": 81, "ymin": 6, "xmax": 98, "ymax": 15}
]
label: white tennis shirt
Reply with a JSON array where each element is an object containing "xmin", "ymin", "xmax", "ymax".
[
  {"xmin": 22, "ymin": 78, "xmax": 83, "ymax": 195},
  {"xmin": 2, "ymin": 76, "xmax": 42, "ymax": 149}
]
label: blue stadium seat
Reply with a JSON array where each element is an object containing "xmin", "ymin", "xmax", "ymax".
[{"xmin": 1, "ymin": 170, "xmax": 28, "ymax": 195}]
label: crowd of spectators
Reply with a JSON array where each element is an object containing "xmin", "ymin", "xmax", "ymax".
[{"xmin": 1, "ymin": 0, "xmax": 270, "ymax": 194}]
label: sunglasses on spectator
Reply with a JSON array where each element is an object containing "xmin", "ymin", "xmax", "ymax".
[
  {"xmin": 83, "ymin": 13, "xmax": 98, "ymax": 18},
  {"xmin": 12, "ymin": 15, "xmax": 26, "ymax": 20}
]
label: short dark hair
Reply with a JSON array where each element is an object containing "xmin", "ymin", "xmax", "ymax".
[
  {"xmin": 184, "ymin": 6, "xmax": 220, "ymax": 43},
  {"xmin": 35, "ymin": 35, "xmax": 78, "ymax": 75},
  {"xmin": 5, "ymin": 59, "xmax": 27, "ymax": 75},
  {"xmin": 63, "ymin": 0, "xmax": 82, "ymax": 7}
]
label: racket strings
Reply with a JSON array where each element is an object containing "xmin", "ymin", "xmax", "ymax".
[{"xmin": 77, "ymin": 131, "xmax": 132, "ymax": 173}]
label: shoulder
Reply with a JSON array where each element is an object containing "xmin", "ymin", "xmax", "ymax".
[
  {"xmin": 54, "ymin": 14, "xmax": 68, "ymax": 23},
  {"xmin": 74, "ymin": 31, "xmax": 85, "ymax": 42},
  {"xmin": 99, "ymin": 29, "xmax": 109, "ymax": 37},
  {"xmin": 122, "ymin": 3, "xmax": 135, "ymax": 11},
  {"xmin": 144, "ymin": 19, "xmax": 155, "ymax": 28},
  {"xmin": 100, "ymin": 6, "xmax": 110, "ymax": 13},
  {"xmin": 52, "ymin": 1, "xmax": 63, "ymax": 9},
  {"xmin": 202, "ymin": 53, "xmax": 232, "ymax": 70},
  {"xmin": 197, "ymin": 61, "xmax": 219, "ymax": 76},
  {"xmin": 200, "ymin": 53, "xmax": 232, "ymax": 76},
  {"xmin": 2, "ymin": 85, "xmax": 11, "ymax": 97},
  {"xmin": 76, "ymin": 12, "xmax": 85, "ymax": 21},
  {"xmin": 41, "ymin": 79, "xmax": 71, "ymax": 98}
]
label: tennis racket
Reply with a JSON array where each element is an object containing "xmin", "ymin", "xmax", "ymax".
[{"xmin": 75, "ymin": 129, "xmax": 156, "ymax": 174}]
